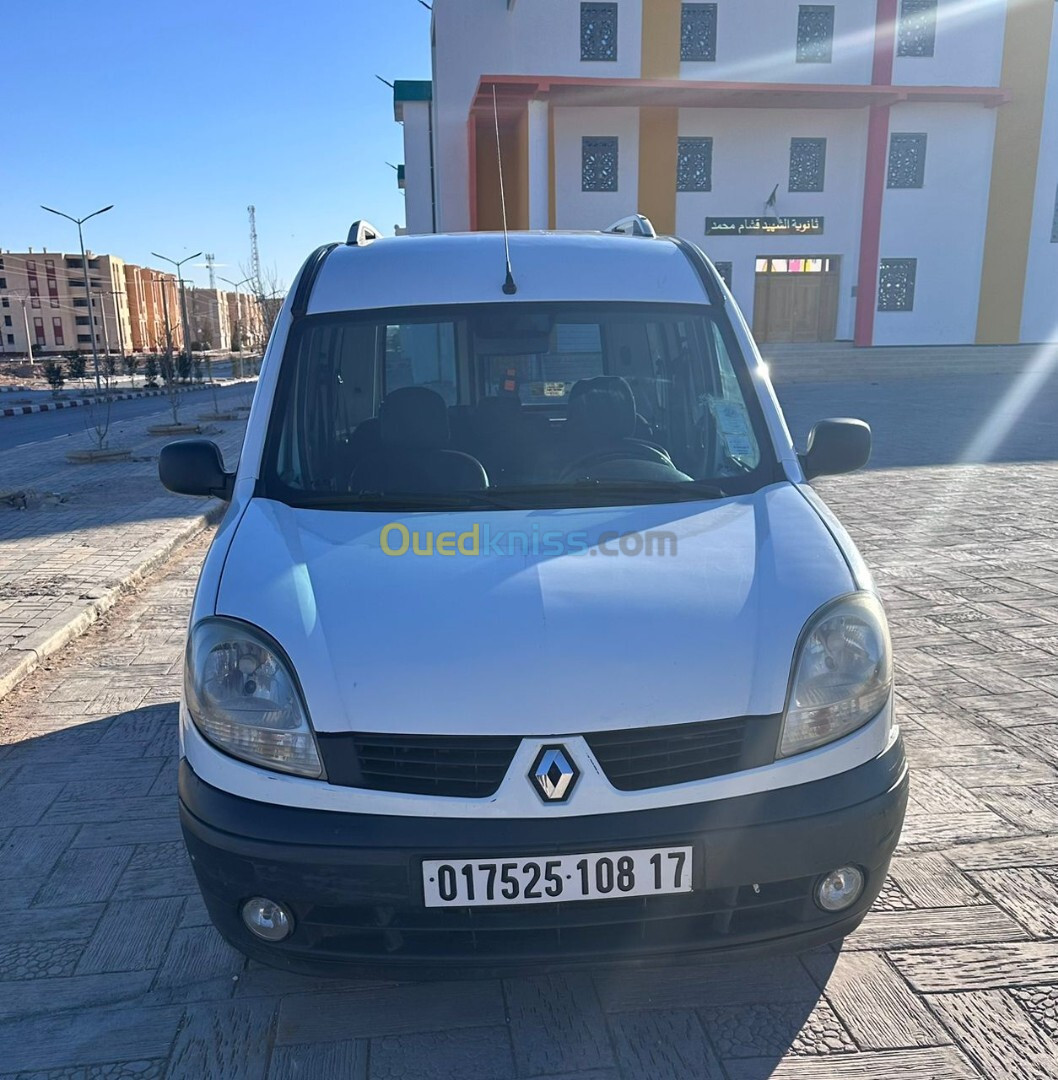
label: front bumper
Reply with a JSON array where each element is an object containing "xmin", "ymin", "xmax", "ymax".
[{"xmin": 179, "ymin": 736, "xmax": 907, "ymax": 979}]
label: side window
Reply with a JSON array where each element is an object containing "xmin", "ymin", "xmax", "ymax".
[
  {"xmin": 897, "ymin": 0, "xmax": 937, "ymax": 58},
  {"xmin": 789, "ymin": 137, "xmax": 827, "ymax": 193},
  {"xmin": 677, "ymin": 136, "xmax": 713, "ymax": 192},
  {"xmin": 681, "ymin": 3, "xmax": 717, "ymax": 62},
  {"xmin": 582, "ymin": 136, "xmax": 619, "ymax": 192},
  {"xmin": 580, "ymin": 3, "xmax": 618, "ymax": 61},
  {"xmin": 887, "ymin": 133, "xmax": 927, "ymax": 189},
  {"xmin": 878, "ymin": 259, "xmax": 918, "ymax": 312},
  {"xmin": 384, "ymin": 322, "xmax": 458, "ymax": 405},
  {"xmin": 797, "ymin": 5, "xmax": 835, "ymax": 63}
]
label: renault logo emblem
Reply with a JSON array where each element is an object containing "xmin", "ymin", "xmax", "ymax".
[{"xmin": 531, "ymin": 745, "xmax": 579, "ymax": 803}]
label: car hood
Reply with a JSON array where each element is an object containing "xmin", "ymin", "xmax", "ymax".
[{"xmin": 215, "ymin": 484, "xmax": 854, "ymax": 735}]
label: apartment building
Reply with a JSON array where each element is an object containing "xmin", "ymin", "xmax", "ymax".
[
  {"xmin": 188, "ymin": 287, "xmax": 232, "ymax": 352},
  {"xmin": 395, "ymin": 0, "xmax": 1058, "ymax": 346},
  {"xmin": 225, "ymin": 289, "xmax": 264, "ymax": 351},
  {"xmin": 0, "ymin": 249, "xmax": 133, "ymax": 357}
]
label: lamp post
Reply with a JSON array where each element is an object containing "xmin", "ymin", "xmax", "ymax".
[
  {"xmin": 41, "ymin": 203, "xmax": 113, "ymax": 391},
  {"xmin": 219, "ymin": 275, "xmax": 253, "ymax": 361},
  {"xmin": 151, "ymin": 250, "xmax": 202, "ymax": 376}
]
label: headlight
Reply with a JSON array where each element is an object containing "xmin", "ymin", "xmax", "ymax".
[
  {"xmin": 185, "ymin": 618, "xmax": 324, "ymax": 778},
  {"xmin": 779, "ymin": 593, "xmax": 892, "ymax": 757}
]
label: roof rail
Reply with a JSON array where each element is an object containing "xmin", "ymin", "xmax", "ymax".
[
  {"xmin": 347, "ymin": 220, "xmax": 382, "ymax": 246},
  {"xmin": 604, "ymin": 214, "xmax": 657, "ymax": 238}
]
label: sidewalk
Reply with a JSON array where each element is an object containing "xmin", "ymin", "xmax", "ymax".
[
  {"xmin": 1, "ymin": 380, "xmax": 247, "ymax": 419},
  {"xmin": 0, "ymin": 383, "xmax": 253, "ymax": 700},
  {"xmin": 762, "ymin": 342, "xmax": 1046, "ymax": 382}
]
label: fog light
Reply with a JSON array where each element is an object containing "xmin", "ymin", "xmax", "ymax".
[
  {"xmin": 241, "ymin": 896, "xmax": 293, "ymax": 941},
  {"xmin": 816, "ymin": 866, "xmax": 865, "ymax": 912}
]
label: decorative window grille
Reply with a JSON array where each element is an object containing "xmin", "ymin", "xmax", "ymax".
[
  {"xmin": 878, "ymin": 259, "xmax": 918, "ymax": 311},
  {"xmin": 897, "ymin": 0, "xmax": 937, "ymax": 58},
  {"xmin": 677, "ymin": 137, "xmax": 713, "ymax": 191},
  {"xmin": 681, "ymin": 4, "xmax": 717, "ymax": 62},
  {"xmin": 797, "ymin": 6, "xmax": 835, "ymax": 63},
  {"xmin": 581, "ymin": 3, "xmax": 618, "ymax": 61},
  {"xmin": 887, "ymin": 133, "xmax": 927, "ymax": 188},
  {"xmin": 713, "ymin": 261, "xmax": 733, "ymax": 289},
  {"xmin": 582, "ymin": 137, "xmax": 619, "ymax": 191},
  {"xmin": 789, "ymin": 138, "xmax": 827, "ymax": 192}
]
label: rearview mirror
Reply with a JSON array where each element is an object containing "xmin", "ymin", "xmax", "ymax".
[
  {"xmin": 159, "ymin": 439, "xmax": 235, "ymax": 500},
  {"xmin": 801, "ymin": 418, "xmax": 871, "ymax": 480}
]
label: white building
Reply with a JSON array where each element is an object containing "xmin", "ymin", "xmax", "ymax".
[{"xmin": 395, "ymin": 0, "xmax": 1058, "ymax": 346}]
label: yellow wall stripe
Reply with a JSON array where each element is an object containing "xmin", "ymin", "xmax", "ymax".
[
  {"xmin": 638, "ymin": 106, "xmax": 679, "ymax": 235},
  {"xmin": 976, "ymin": 0, "xmax": 1055, "ymax": 344},
  {"xmin": 641, "ymin": 0, "xmax": 682, "ymax": 79}
]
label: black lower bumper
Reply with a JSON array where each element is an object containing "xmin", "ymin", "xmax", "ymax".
[{"xmin": 179, "ymin": 738, "xmax": 907, "ymax": 979}]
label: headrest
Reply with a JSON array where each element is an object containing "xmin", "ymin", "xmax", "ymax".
[
  {"xmin": 380, "ymin": 386, "xmax": 449, "ymax": 449},
  {"xmin": 566, "ymin": 376, "xmax": 636, "ymax": 442}
]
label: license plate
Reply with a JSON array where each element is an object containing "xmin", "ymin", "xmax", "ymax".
[{"xmin": 422, "ymin": 846, "xmax": 693, "ymax": 908}]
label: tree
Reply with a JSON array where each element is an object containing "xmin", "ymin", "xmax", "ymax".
[
  {"xmin": 177, "ymin": 351, "xmax": 193, "ymax": 383},
  {"xmin": 123, "ymin": 353, "xmax": 140, "ymax": 385},
  {"xmin": 143, "ymin": 354, "xmax": 159, "ymax": 388},
  {"xmin": 160, "ymin": 352, "xmax": 182, "ymax": 424},
  {"xmin": 44, "ymin": 360, "xmax": 65, "ymax": 396},
  {"xmin": 83, "ymin": 351, "xmax": 114, "ymax": 450}
]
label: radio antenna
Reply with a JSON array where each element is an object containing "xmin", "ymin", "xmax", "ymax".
[{"xmin": 492, "ymin": 84, "xmax": 517, "ymax": 295}]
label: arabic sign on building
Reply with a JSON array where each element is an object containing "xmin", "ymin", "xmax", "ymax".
[{"xmin": 705, "ymin": 217, "xmax": 824, "ymax": 236}]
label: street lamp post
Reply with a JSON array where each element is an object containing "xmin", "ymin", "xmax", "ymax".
[
  {"xmin": 219, "ymin": 275, "xmax": 253, "ymax": 366},
  {"xmin": 151, "ymin": 251, "xmax": 202, "ymax": 378},
  {"xmin": 41, "ymin": 204, "xmax": 113, "ymax": 391}
]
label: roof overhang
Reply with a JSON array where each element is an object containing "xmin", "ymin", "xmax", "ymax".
[{"xmin": 469, "ymin": 74, "xmax": 1010, "ymax": 116}]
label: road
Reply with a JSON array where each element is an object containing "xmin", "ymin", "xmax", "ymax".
[{"xmin": 0, "ymin": 382, "xmax": 255, "ymax": 454}]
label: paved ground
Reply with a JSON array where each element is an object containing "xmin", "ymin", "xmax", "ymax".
[
  {"xmin": 1, "ymin": 357, "xmax": 1058, "ymax": 1077},
  {"xmin": 0, "ymin": 382, "xmax": 251, "ymax": 697}
]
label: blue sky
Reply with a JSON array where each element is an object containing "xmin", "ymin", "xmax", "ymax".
[{"xmin": 2, "ymin": 0, "xmax": 432, "ymax": 290}]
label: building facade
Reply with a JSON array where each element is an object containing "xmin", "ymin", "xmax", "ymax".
[
  {"xmin": 396, "ymin": 0, "xmax": 1057, "ymax": 346},
  {"xmin": 188, "ymin": 288, "xmax": 232, "ymax": 352},
  {"xmin": 0, "ymin": 249, "xmax": 263, "ymax": 358},
  {"xmin": 0, "ymin": 249, "xmax": 134, "ymax": 358}
]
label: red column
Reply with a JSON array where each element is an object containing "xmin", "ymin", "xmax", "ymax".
[
  {"xmin": 854, "ymin": 0, "xmax": 899, "ymax": 346},
  {"xmin": 468, "ymin": 115, "xmax": 479, "ymax": 231}
]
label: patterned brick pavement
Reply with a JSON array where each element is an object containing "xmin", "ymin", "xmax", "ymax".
[
  {"xmin": 1, "ymin": 367, "xmax": 1057, "ymax": 1078},
  {"xmin": 0, "ymin": 383, "xmax": 252, "ymax": 697}
]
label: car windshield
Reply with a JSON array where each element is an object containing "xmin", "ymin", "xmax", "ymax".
[{"xmin": 262, "ymin": 302, "xmax": 774, "ymax": 510}]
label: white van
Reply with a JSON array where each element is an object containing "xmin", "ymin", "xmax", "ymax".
[{"xmin": 161, "ymin": 220, "xmax": 907, "ymax": 977}]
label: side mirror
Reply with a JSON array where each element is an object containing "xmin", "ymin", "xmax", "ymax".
[
  {"xmin": 801, "ymin": 418, "xmax": 871, "ymax": 480},
  {"xmin": 159, "ymin": 439, "xmax": 235, "ymax": 500}
]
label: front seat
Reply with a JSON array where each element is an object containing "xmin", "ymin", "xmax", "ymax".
[{"xmin": 351, "ymin": 386, "xmax": 488, "ymax": 494}]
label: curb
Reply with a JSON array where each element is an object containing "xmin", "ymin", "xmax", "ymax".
[
  {"xmin": 0, "ymin": 379, "xmax": 255, "ymax": 419},
  {"xmin": 0, "ymin": 500, "xmax": 226, "ymax": 702}
]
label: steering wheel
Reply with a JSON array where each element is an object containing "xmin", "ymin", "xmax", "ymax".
[{"xmin": 560, "ymin": 443, "xmax": 673, "ymax": 482}]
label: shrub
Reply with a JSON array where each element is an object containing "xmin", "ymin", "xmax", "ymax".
[
  {"xmin": 66, "ymin": 352, "xmax": 87, "ymax": 385},
  {"xmin": 44, "ymin": 360, "xmax": 65, "ymax": 393}
]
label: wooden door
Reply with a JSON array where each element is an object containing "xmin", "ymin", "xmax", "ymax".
[{"xmin": 753, "ymin": 261, "xmax": 840, "ymax": 343}]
